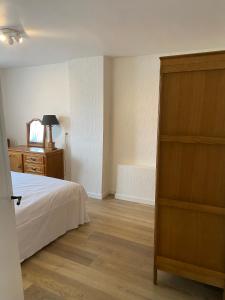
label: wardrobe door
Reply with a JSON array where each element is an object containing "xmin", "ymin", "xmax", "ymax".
[{"xmin": 154, "ymin": 52, "xmax": 225, "ymax": 291}]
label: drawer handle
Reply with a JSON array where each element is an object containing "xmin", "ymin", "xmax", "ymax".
[
  {"xmin": 30, "ymin": 157, "xmax": 36, "ymax": 161},
  {"xmin": 31, "ymin": 167, "xmax": 37, "ymax": 171}
]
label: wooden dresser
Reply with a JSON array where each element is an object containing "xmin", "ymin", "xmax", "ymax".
[{"xmin": 8, "ymin": 146, "xmax": 64, "ymax": 179}]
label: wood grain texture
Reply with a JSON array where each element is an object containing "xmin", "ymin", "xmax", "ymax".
[
  {"xmin": 155, "ymin": 51, "xmax": 225, "ymax": 296},
  {"xmin": 22, "ymin": 198, "xmax": 222, "ymax": 300},
  {"xmin": 160, "ymin": 135, "xmax": 225, "ymax": 145},
  {"xmin": 160, "ymin": 70, "xmax": 225, "ymax": 137},
  {"xmin": 158, "ymin": 142, "xmax": 225, "ymax": 207},
  {"xmin": 8, "ymin": 146, "xmax": 64, "ymax": 179},
  {"xmin": 9, "ymin": 151, "xmax": 23, "ymax": 172},
  {"xmin": 160, "ymin": 50, "xmax": 225, "ymax": 73}
]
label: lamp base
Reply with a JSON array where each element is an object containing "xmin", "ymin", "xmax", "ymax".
[{"xmin": 45, "ymin": 141, "xmax": 56, "ymax": 151}]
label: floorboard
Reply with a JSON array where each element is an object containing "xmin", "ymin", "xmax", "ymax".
[{"xmin": 22, "ymin": 197, "xmax": 222, "ymax": 300}]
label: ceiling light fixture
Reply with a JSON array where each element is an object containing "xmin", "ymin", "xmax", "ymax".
[
  {"xmin": 0, "ymin": 33, "xmax": 7, "ymax": 42},
  {"xmin": 0, "ymin": 28, "xmax": 24, "ymax": 45}
]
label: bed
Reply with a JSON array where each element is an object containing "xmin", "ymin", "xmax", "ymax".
[{"xmin": 11, "ymin": 171, "xmax": 89, "ymax": 262}]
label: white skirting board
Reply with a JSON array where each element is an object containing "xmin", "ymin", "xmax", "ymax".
[
  {"xmin": 87, "ymin": 191, "xmax": 109, "ymax": 200},
  {"xmin": 87, "ymin": 192, "xmax": 103, "ymax": 200},
  {"xmin": 115, "ymin": 164, "xmax": 156, "ymax": 205},
  {"xmin": 115, "ymin": 193, "xmax": 155, "ymax": 205}
]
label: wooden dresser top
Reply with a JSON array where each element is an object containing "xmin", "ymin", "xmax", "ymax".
[{"xmin": 8, "ymin": 145, "xmax": 63, "ymax": 155}]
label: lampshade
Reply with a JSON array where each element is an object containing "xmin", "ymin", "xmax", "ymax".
[{"xmin": 41, "ymin": 115, "xmax": 59, "ymax": 126}]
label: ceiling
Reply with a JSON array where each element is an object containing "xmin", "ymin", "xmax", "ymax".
[{"xmin": 0, "ymin": 0, "xmax": 225, "ymax": 67}]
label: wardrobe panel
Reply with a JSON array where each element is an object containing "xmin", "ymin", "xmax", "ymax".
[
  {"xmin": 160, "ymin": 69, "xmax": 225, "ymax": 137},
  {"xmin": 158, "ymin": 142, "xmax": 225, "ymax": 207},
  {"xmin": 158, "ymin": 206, "xmax": 225, "ymax": 273}
]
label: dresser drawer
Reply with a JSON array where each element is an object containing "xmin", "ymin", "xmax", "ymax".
[
  {"xmin": 9, "ymin": 152, "xmax": 23, "ymax": 172},
  {"xmin": 24, "ymin": 154, "xmax": 44, "ymax": 164},
  {"xmin": 24, "ymin": 163, "xmax": 44, "ymax": 175}
]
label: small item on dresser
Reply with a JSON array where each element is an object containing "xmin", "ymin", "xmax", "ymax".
[{"xmin": 41, "ymin": 115, "xmax": 59, "ymax": 150}]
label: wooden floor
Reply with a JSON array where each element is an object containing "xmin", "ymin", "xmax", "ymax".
[{"xmin": 22, "ymin": 198, "xmax": 222, "ymax": 300}]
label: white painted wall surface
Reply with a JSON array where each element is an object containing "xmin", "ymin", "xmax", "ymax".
[
  {"xmin": 1, "ymin": 63, "xmax": 71, "ymax": 179},
  {"xmin": 115, "ymin": 164, "xmax": 156, "ymax": 205},
  {"xmin": 1, "ymin": 55, "xmax": 161, "ymax": 203},
  {"xmin": 111, "ymin": 55, "xmax": 160, "ymax": 201},
  {"xmin": 69, "ymin": 57, "xmax": 104, "ymax": 198},
  {"xmin": 1, "ymin": 58, "xmax": 109, "ymax": 196}
]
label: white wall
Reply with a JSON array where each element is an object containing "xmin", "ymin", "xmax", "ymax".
[
  {"xmin": 69, "ymin": 57, "xmax": 105, "ymax": 198},
  {"xmin": 1, "ymin": 54, "xmax": 161, "ymax": 203},
  {"xmin": 1, "ymin": 57, "xmax": 112, "ymax": 197},
  {"xmin": 111, "ymin": 55, "xmax": 160, "ymax": 199},
  {"xmin": 1, "ymin": 63, "xmax": 71, "ymax": 178},
  {"xmin": 115, "ymin": 164, "xmax": 156, "ymax": 205}
]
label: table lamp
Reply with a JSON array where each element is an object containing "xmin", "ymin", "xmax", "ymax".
[{"xmin": 41, "ymin": 115, "xmax": 59, "ymax": 150}]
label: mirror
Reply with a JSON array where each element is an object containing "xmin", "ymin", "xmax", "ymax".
[{"xmin": 27, "ymin": 118, "xmax": 46, "ymax": 148}]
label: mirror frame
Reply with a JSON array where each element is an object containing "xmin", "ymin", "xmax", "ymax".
[{"xmin": 26, "ymin": 118, "xmax": 46, "ymax": 148}]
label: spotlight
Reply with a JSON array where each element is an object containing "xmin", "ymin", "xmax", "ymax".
[
  {"xmin": 8, "ymin": 36, "xmax": 14, "ymax": 45},
  {"xmin": 15, "ymin": 33, "xmax": 23, "ymax": 44},
  {"xmin": 0, "ymin": 28, "xmax": 24, "ymax": 45},
  {"xmin": 0, "ymin": 33, "xmax": 6, "ymax": 42}
]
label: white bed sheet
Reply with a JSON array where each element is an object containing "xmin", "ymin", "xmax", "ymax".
[{"xmin": 12, "ymin": 172, "xmax": 89, "ymax": 262}]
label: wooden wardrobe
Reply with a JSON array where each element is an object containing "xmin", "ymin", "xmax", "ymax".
[{"xmin": 154, "ymin": 51, "xmax": 225, "ymax": 295}]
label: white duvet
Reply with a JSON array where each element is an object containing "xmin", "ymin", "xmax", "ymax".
[{"xmin": 12, "ymin": 172, "xmax": 89, "ymax": 262}]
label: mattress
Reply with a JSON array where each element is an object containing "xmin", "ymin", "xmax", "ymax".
[{"xmin": 12, "ymin": 172, "xmax": 89, "ymax": 262}]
